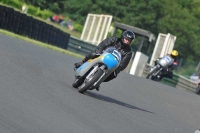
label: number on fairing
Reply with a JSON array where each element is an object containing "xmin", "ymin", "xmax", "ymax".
[
  {"xmin": 164, "ymin": 56, "xmax": 172, "ymax": 62},
  {"xmin": 112, "ymin": 50, "xmax": 121, "ymax": 61}
]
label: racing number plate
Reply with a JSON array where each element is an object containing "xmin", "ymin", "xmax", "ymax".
[{"xmin": 164, "ymin": 56, "xmax": 172, "ymax": 62}]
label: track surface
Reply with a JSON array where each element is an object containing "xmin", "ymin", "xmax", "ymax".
[{"xmin": 0, "ymin": 33, "xmax": 199, "ymax": 133}]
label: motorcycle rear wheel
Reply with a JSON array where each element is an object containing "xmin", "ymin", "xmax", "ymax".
[{"xmin": 78, "ymin": 68, "xmax": 103, "ymax": 93}]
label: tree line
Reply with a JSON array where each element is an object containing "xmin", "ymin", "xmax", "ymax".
[{"xmin": 21, "ymin": 0, "xmax": 200, "ymax": 74}]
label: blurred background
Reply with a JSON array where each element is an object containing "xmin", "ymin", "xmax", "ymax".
[{"xmin": 1, "ymin": 0, "xmax": 200, "ymax": 78}]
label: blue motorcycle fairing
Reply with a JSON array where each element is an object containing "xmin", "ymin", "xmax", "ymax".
[
  {"xmin": 103, "ymin": 53, "xmax": 118, "ymax": 69},
  {"xmin": 77, "ymin": 62, "xmax": 89, "ymax": 71}
]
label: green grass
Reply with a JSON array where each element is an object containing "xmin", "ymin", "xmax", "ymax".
[{"xmin": 0, "ymin": 29, "xmax": 84, "ymax": 59}]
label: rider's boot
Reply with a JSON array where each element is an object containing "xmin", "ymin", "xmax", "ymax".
[{"xmin": 95, "ymin": 86, "xmax": 100, "ymax": 91}]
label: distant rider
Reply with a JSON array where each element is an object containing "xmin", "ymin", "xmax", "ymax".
[
  {"xmin": 154, "ymin": 50, "xmax": 178, "ymax": 80},
  {"xmin": 74, "ymin": 30, "xmax": 135, "ymax": 91}
]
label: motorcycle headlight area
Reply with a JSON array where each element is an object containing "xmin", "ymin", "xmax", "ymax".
[{"xmin": 103, "ymin": 53, "xmax": 118, "ymax": 69}]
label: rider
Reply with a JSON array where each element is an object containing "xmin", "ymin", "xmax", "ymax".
[
  {"xmin": 154, "ymin": 50, "xmax": 178, "ymax": 80},
  {"xmin": 74, "ymin": 30, "xmax": 135, "ymax": 91}
]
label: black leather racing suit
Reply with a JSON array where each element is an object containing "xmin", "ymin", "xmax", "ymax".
[{"xmin": 85, "ymin": 36, "xmax": 132, "ymax": 82}]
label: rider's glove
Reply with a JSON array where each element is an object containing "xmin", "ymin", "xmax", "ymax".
[
  {"xmin": 90, "ymin": 50, "xmax": 101, "ymax": 58},
  {"xmin": 82, "ymin": 58, "xmax": 87, "ymax": 63},
  {"xmin": 95, "ymin": 49, "xmax": 102, "ymax": 55},
  {"xmin": 155, "ymin": 59, "xmax": 160, "ymax": 65}
]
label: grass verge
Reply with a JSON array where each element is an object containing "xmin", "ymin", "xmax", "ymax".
[{"xmin": 0, "ymin": 29, "xmax": 84, "ymax": 59}]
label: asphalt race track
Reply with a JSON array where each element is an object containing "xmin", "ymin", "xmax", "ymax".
[{"xmin": 0, "ymin": 33, "xmax": 199, "ymax": 133}]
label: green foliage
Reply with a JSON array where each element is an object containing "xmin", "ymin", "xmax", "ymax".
[
  {"xmin": 1, "ymin": 0, "xmax": 54, "ymax": 19},
  {"xmin": 73, "ymin": 22, "xmax": 83, "ymax": 33},
  {"xmin": 156, "ymin": 0, "xmax": 200, "ymax": 62},
  {"xmin": 1, "ymin": 0, "xmax": 22, "ymax": 9},
  {"xmin": 175, "ymin": 57, "xmax": 200, "ymax": 77},
  {"xmin": 177, "ymin": 64, "xmax": 197, "ymax": 77},
  {"xmin": 27, "ymin": 6, "xmax": 53, "ymax": 19}
]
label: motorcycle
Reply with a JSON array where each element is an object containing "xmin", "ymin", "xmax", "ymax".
[
  {"xmin": 72, "ymin": 47, "xmax": 121, "ymax": 93},
  {"xmin": 195, "ymin": 81, "xmax": 200, "ymax": 95},
  {"xmin": 146, "ymin": 55, "xmax": 174, "ymax": 81}
]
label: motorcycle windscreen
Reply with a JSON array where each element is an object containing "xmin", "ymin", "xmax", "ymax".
[{"xmin": 103, "ymin": 53, "xmax": 118, "ymax": 69}]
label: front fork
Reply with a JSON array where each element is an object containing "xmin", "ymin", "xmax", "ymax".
[
  {"xmin": 88, "ymin": 65, "xmax": 107, "ymax": 90},
  {"xmin": 153, "ymin": 68, "xmax": 162, "ymax": 76},
  {"xmin": 85, "ymin": 65, "xmax": 99, "ymax": 80}
]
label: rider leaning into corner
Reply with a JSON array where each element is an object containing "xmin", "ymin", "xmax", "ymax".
[
  {"xmin": 154, "ymin": 50, "xmax": 179, "ymax": 80},
  {"xmin": 74, "ymin": 30, "xmax": 135, "ymax": 91}
]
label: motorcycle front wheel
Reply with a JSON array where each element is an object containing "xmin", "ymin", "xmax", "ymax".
[
  {"xmin": 146, "ymin": 67, "xmax": 159, "ymax": 79},
  {"xmin": 78, "ymin": 68, "xmax": 103, "ymax": 93}
]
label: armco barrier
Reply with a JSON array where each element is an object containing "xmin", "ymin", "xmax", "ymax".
[
  {"xmin": 68, "ymin": 36, "xmax": 97, "ymax": 56},
  {"xmin": 0, "ymin": 5, "xmax": 70, "ymax": 50}
]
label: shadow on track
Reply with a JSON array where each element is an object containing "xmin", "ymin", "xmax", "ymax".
[{"xmin": 85, "ymin": 91, "xmax": 154, "ymax": 114}]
